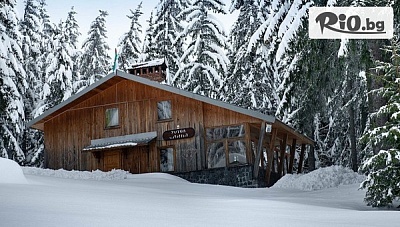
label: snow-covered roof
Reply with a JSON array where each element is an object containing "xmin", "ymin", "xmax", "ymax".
[
  {"xmin": 83, "ymin": 132, "xmax": 157, "ymax": 152},
  {"xmin": 130, "ymin": 58, "xmax": 166, "ymax": 69}
]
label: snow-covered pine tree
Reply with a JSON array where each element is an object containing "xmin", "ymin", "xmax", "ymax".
[
  {"xmin": 151, "ymin": 0, "xmax": 188, "ymax": 83},
  {"xmin": 223, "ymin": 0, "xmax": 262, "ymax": 108},
  {"xmin": 77, "ymin": 10, "xmax": 111, "ymax": 90},
  {"xmin": 20, "ymin": 0, "xmax": 41, "ymax": 114},
  {"xmin": 42, "ymin": 20, "xmax": 75, "ymax": 109},
  {"xmin": 142, "ymin": 11, "xmax": 158, "ymax": 62},
  {"xmin": 242, "ymin": 0, "xmax": 312, "ymax": 117},
  {"xmin": 117, "ymin": 2, "xmax": 143, "ymax": 71},
  {"xmin": 35, "ymin": 0, "xmax": 56, "ymax": 116},
  {"xmin": 360, "ymin": 38, "xmax": 400, "ymax": 207},
  {"xmin": 285, "ymin": 0, "xmax": 375, "ymax": 171},
  {"xmin": 0, "ymin": 0, "xmax": 27, "ymax": 164},
  {"xmin": 64, "ymin": 7, "xmax": 80, "ymax": 50},
  {"xmin": 19, "ymin": 0, "xmax": 45, "ymax": 166},
  {"xmin": 173, "ymin": 0, "xmax": 229, "ymax": 98},
  {"xmin": 64, "ymin": 6, "xmax": 81, "ymax": 93}
]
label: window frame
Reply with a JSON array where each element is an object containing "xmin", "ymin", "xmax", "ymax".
[{"xmin": 205, "ymin": 123, "xmax": 250, "ymax": 169}]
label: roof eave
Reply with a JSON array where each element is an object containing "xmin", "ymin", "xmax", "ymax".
[
  {"xmin": 27, "ymin": 71, "xmax": 118, "ymax": 130},
  {"xmin": 27, "ymin": 69, "xmax": 277, "ymax": 131}
]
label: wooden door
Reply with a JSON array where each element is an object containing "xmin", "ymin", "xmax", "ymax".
[
  {"xmin": 126, "ymin": 147, "xmax": 149, "ymax": 174},
  {"xmin": 103, "ymin": 151, "xmax": 122, "ymax": 171}
]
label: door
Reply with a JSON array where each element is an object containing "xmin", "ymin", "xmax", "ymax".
[
  {"xmin": 126, "ymin": 146, "xmax": 149, "ymax": 174},
  {"xmin": 103, "ymin": 151, "xmax": 122, "ymax": 171}
]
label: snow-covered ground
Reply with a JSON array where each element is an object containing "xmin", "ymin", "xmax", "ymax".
[{"xmin": 1, "ymin": 158, "xmax": 398, "ymax": 226}]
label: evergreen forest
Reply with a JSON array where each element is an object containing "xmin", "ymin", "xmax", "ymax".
[{"xmin": 1, "ymin": 0, "xmax": 399, "ymax": 207}]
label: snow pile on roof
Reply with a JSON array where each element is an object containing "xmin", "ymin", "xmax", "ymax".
[
  {"xmin": 130, "ymin": 58, "xmax": 165, "ymax": 69},
  {"xmin": 0, "ymin": 158, "xmax": 28, "ymax": 184},
  {"xmin": 272, "ymin": 165, "xmax": 365, "ymax": 191},
  {"xmin": 22, "ymin": 167, "xmax": 129, "ymax": 181}
]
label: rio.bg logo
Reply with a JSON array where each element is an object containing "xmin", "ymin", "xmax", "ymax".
[{"xmin": 309, "ymin": 7, "xmax": 393, "ymax": 39}]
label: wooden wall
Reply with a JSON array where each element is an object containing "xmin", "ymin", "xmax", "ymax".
[{"xmin": 43, "ymin": 79, "xmax": 267, "ymax": 173}]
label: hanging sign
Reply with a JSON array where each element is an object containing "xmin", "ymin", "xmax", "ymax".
[{"xmin": 163, "ymin": 128, "xmax": 195, "ymax": 141}]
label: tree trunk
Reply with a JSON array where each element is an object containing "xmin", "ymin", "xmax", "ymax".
[
  {"xmin": 346, "ymin": 74, "xmax": 358, "ymax": 172},
  {"xmin": 349, "ymin": 104, "xmax": 358, "ymax": 172}
]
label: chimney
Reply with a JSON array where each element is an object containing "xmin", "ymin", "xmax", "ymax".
[{"xmin": 127, "ymin": 59, "xmax": 167, "ymax": 82}]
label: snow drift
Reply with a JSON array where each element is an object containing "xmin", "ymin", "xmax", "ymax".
[
  {"xmin": 0, "ymin": 158, "xmax": 28, "ymax": 184},
  {"xmin": 272, "ymin": 165, "xmax": 365, "ymax": 191},
  {"xmin": 22, "ymin": 167, "xmax": 129, "ymax": 181}
]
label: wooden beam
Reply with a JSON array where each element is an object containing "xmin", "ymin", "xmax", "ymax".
[
  {"xmin": 278, "ymin": 133, "xmax": 288, "ymax": 177},
  {"xmin": 253, "ymin": 121, "xmax": 266, "ymax": 178},
  {"xmin": 265, "ymin": 128, "xmax": 277, "ymax": 185},
  {"xmin": 298, "ymin": 144, "xmax": 306, "ymax": 174},
  {"xmin": 285, "ymin": 155, "xmax": 289, "ymax": 174},
  {"xmin": 308, "ymin": 145, "xmax": 316, "ymax": 171},
  {"xmin": 288, "ymin": 138, "xmax": 297, "ymax": 174}
]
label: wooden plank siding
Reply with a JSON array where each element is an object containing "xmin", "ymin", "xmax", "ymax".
[
  {"xmin": 44, "ymin": 80, "xmax": 229, "ymax": 172},
  {"xmin": 40, "ymin": 75, "xmax": 313, "ymax": 187}
]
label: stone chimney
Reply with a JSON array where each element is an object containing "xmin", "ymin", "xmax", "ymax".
[{"xmin": 127, "ymin": 59, "xmax": 167, "ymax": 82}]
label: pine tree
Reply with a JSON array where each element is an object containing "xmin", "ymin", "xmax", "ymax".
[
  {"xmin": 142, "ymin": 11, "xmax": 158, "ymax": 62},
  {"xmin": 240, "ymin": 0, "xmax": 312, "ymax": 117},
  {"xmin": 42, "ymin": 20, "xmax": 75, "ymax": 109},
  {"xmin": 64, "ymin": 7, "xmax": 80, "ymax": 50},
  {"xmin": 20, "ymin": 0, "xmax": 41, "ymax": 114},
  {"xmin": 173, "ymin": 0, "xmax": 229, "ymax": 98},
  {"xmin": 19, "ymin": 0, "xmax": 45, "ymax": 166},
  {"xmin": 224, "ymin": 0, "xmax": 263, "ymax": 109},
  {"xmin": 64, "ymin": 6, "xmax": 81, "ymax": 92},
  {"xmin": 152, "ymin": 0, "xmax": 188, "ymax": 83},
  {"xmin": 77, "ymin": 10, "xmax": 111, "ymax": 90},
  {"xmin": 35, "ymin": 0, "xmax": 56, "ymax": 116},
  {"xmin": 118, "ymin": 2, "xmax": 143, "ymax": 71},
  {"xmin": 0, "ymin": 0, "xmax": 27, "ymax": 164},
  {"xmin": 360, "ymin": 38, "xmax": 400, "ymax": 207},
  {"xmin": 281, "ymin": 0, "xmax": 377, "ymax": 171}
]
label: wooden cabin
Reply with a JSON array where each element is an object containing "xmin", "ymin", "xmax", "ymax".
[{"xmin": 28, "ymin": 59, "xmax": 314, "ymax": 187}]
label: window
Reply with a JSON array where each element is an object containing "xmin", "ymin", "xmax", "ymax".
[
  {"xmin": 228, "ymin": 140, "xmax": 247, "ymax": 165},
  {"xmin": 206, "ymin": 124, "xmax": 245, "ymax": 140},
  {"xmin": 207, "ymin": 142, "xmax": 226, "ymax": 168},
  {"xmin": 157, "ymin": 100, "xmax": 172, "ymax": 120},
  {"xmin": 105, "ymin": 108, "xmax": 119, "ymax": 128},
  {"xmin": 206, "ymin": 124, "xmax": 247, "ymax": 168},
  {"xmin": 160, "ymin": 147, "xmax": 174, "ymax": 172}
]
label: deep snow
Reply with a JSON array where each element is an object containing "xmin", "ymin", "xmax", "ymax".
[
  {"xmin": 1, "ymin": 158, "xmax": 398, "ymax": 227},
  {"xmin": 0, "ymin": 157, "xmax": 27, "ymax": 184}
]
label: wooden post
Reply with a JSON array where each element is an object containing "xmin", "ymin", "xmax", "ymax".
[
  {"xmin": 253, "ymin": 121, "xmax": 266, "ymax": 178},
  {"xmin": 278, "ymin": 133, "xmax": 288, "ymax": 177},
  {"xmin": 308, "ymin": 145, "xmax": 315, "ymax": 171},
  {"xmin": 288, "ymin": 138, "xmax": 296, "ymax": 174},
  {"xmin": 297, "ymin": 144, "xmax": 306, "ymax": 174},
  {"xmin": 266, "ymin": 128, "xmax": 277, "ymax": 185}
]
